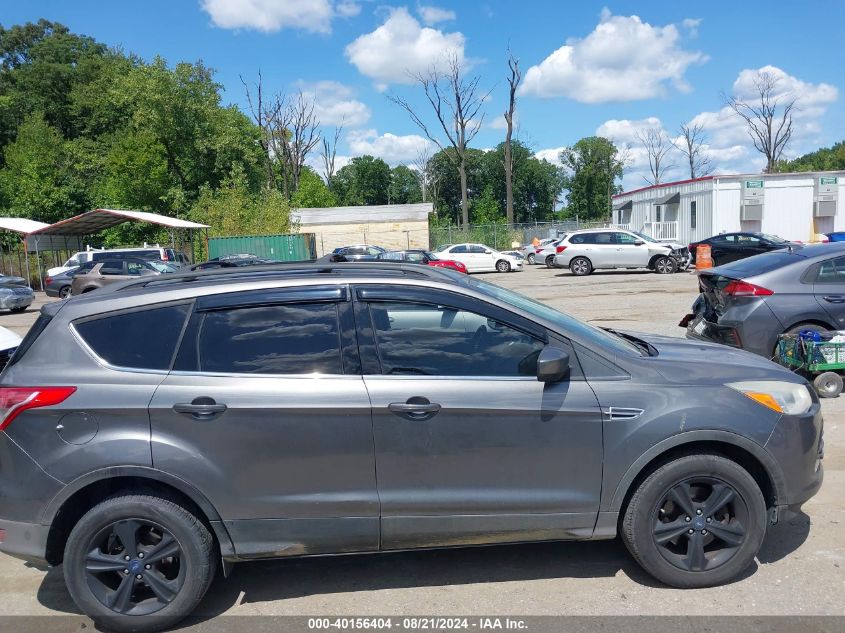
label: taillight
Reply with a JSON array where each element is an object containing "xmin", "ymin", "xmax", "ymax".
[
  {"xmin": 723, "ymin": 280, "xmax": 773, "ymax": 297},
  {"xmin": 535, "ymin": 249, "xmax": 543, "ymax": 254},
  {"xmin": 162, "ymin": 252, "xmax": 170, "ymax": 261},
  {"xmin": 0, "ymin": 387, "xmax": 76, "ymax": 431},
  {"xmin": 556, "ymin": 245, "xmax": 567, "ymax": 253},
  {"xmin": 688, "ymin": 243, "xmax": 697, "ymax": 253},
  {"xmin": 44, "ymin": 277, "xmax": 53, "ymax": 285}
]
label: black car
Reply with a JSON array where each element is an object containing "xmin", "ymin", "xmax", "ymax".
[
  {"xmin": 331, "ymin": 244, "xmax": 386, "ymax": 261},
  {"xmin": 189, "ymin": 254, "xmax": 282, "ymax": 271},
  {"xmin": 688, "ymin": 232, "xmax": 794, "ymax": 267}
]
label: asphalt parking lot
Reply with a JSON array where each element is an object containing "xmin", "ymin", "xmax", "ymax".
[{"xmin": 0, "ymin": 266, "xmax": 842, "ymax": 626}]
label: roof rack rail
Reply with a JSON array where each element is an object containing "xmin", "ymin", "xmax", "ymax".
[{"xmin": 110, "ymin": 261, "xmax": 463, "ymax": 293}]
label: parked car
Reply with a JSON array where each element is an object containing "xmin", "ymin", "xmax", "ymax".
[
  {"xmin": 331, "ymin": 244, "xmax": 386, "ymax": 261},
  {"xmin": 436, "ymin": 243, "xmax": 523, "ymax": 273},
  {"xmin": 682, "ymin": 242, "xmax": 845, "ymax": 358},
  {"xmin": 0, "ymin": 274, "xmax": 34, "ymax": 312},
  {"xmin": 71, "ymin": 259, "xmax": 179, "ymax": 295},
  {"xmin": 537, "ymin": 238, "xmax": 567, "ymax": 268},
  {"xmin": 554, "ymin": 229, "xmax": 689, "ymax": 276},
  {"xmin": 376, "ymin": 249, "xmax": 468, "ymax": 273},
  {"xmin": 521, "ymin": 238, "xmax": 557, "ymax": 265},
  {"xmin": 688, "ymin": 232, "xmax": 795, "ymax": 267},
  {"xmin": 0, "ymin": 324, "xmax": 21, "ymax": 368},
  {"xmin": 47, "ymin": 246, "xmax": 184, "ymax": 278},
  {"xmin": 499, "ymin": 250, "xmax": 525, "ymax": 261},
  {"xmin": 0, "ymin": 262, "xmax": 823, "ymax": 631},
  {"xmin": 45, "ymin": 267, "xmax": 79, "ymax": 299},
  {"xmin": 825, "ymin": 232, "xmax": 845, "ymax": 243},
  {"xmin": 189, "ymin": 255, "xmax": 282, "ymax": 271}
]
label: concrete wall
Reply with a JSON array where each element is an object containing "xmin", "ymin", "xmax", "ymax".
[{"xmin": 306, "ymin": 219, "xmax": 431, "ymax": 256}]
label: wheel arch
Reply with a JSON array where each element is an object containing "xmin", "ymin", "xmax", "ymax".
[
  {"xmin": 608, "ymin": 431, "xmax": 786, "ymax": 518},
  {"xmin": 783, "ymin": 318, "xmax": 836, "ymax": 333},
  {"xmin": 42, "ymin": 467, "xmax": 234, "ymax": 566}
]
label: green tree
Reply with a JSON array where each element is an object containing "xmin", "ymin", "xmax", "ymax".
[
  {"xmin": 291, "ymin": 166, "xmax": 337, "ymax": 208},
  {"xmin": 779, "ymin": 141, "xmax": 845, "ymax": 172},
  {"xmin": 389, "ymin": 165, "xmax": 422, "ymax": 204},
  {"xmin": 471, "ymin": 185, "xmax": 504, "ymax": 224},
  {"xmin": 333, "ymin": 155, "xmax": 391, "ymax": 205},
  {"xmin": 559, "ymin": 136, "xmax": 623, "ymax": 220}
]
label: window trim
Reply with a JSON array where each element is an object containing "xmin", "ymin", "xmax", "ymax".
[{"xmin": 70, "ymin": 299, "xmax": 194, "ymax": 374}]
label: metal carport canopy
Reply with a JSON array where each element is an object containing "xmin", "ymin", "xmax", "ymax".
[
  {"xmin": 27, "ymin": 208, "xmax": 209, "ymax": 236},
  {"xmin": 0, "ymin": 218, "xmax": 50, "ymax": 234}
]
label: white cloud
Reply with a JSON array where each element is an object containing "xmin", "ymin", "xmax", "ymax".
[
  {"xmin": 534, "ymin": 147, "xmax": 565, "ymax": 166},
  {"xmin": 487, "ymin": 112, "xmax": 520, "ymax": 130},
  {"xmin": 347, "ymin": 128, "xmax": 431, "ymax": 164},
  {"xmin": 298, "ymin": 81, "xmax": 371, "ymax": 127},
  {"xmin": 201, "ymin": 0, "xmax": 357, "ymax": 33},
  {"xmin": 520, "ymin": 9, "xmax": 707, "ymax": 103},
  {"xmin": 417, "ymin": 4, "xmax": 456, "ymax": 25},
  {"xmin": 345, "ymin": 7, "xmax": 466, "ymax": 89},
  {"xmin": 681, "ymin": 18, "xmax": 701, "ymax": 37}
]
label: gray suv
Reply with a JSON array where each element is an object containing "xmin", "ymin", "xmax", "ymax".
[{"xmin": 0, "ymin": 263, "xmax": 823, "ymax": 631}]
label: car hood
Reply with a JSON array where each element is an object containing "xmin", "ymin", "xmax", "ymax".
[
  {"xmin": 0, "ymin": 276, "xmax": 28, "ymax": 287},
  {"xmin": 625, "ymin": 331, "xmax": 805, "ymax": 385}
]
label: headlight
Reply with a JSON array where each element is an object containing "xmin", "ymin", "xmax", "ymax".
[{"xmin": 727, "ymin": 380, "xmax": 813, "ymax": 415}]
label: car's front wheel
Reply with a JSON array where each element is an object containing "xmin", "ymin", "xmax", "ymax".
[
  {"xmin": 495, "ymin": 259, "xmax": 511, "ymax": 273},
  {"xmin": 527, "ymin": 253, "xmax": 536, "ymax": 265},
  {"xmin": 622, "ymin": 454, "xmax": 766, "ymax": 588},
  {"xmin": 64, "ymin": 494, "xmax": 216, "ymax": 633},
  {"xmin": 653, "ymin": 256, "xmax": 677, "ymax": 274}
]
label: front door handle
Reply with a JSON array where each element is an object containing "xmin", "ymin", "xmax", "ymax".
[
  {"xmin": 388, "ymin": 398, "xmax": 441, "ymax": 421},
  {"xmin": 823, "ymin": 295, "xmax": 845, "ymax": 303},
  {"xmin": 173, "ymin": 397, "xmax": 227, "ymax": 419}
]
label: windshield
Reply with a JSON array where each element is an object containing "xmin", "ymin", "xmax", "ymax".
[
  {"xmin": 467, "ymin": 277, "xmax": 643, "ymax": 356},
  {"xmin": 629, "ymin": 231, "xmax": 660, "ymax": 243},
  {"xmin": 147, "ymin": 261, "xmax": 178, "ymax": 273},
  {"xmin": 761, "ymin": 233, "xmax": 788, "ymax": 243},
  {"xmin": 424, "ymin": 251, "xmax": 439, "ymax": 261},
  {"xmin": 434, "ymin": 244, "xmax": 452, "ymax": 252}
]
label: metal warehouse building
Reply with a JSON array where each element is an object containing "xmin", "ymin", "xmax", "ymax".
[{"xmin": 611, "ymin": 170, "xmax": 844, "ymax": 244}]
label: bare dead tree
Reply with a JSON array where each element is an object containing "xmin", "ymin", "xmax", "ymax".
[
  {"xmin": 411, "ymin": 145, "xmax": 439, "ymax": 204},
  {"xmin": 241, "ymin": 71, "xmax": 283, "ymax": 190},
  {"xmin": 320, "ymin": 121, "xmax": 344, "ymax": 189},
  {"xmin": 389, "ymin": 55, "xmax": 491, "ymax": 226},
  {"xmin": 637, "ymin": 127, "xmax": 676, "ymax": 185},
  {"xmin": 725, "ymin": 71, "xmax": 795, "ymax": 173},
  {"xmin": 277, "ymin": 91, "xmax": 321, "ymax": 196},
  {"xmin": 503, "ymin": 50, "xmax": 521, "ymax": 226},
  {"xmin": 675, "ymin": 122, "xmax": 713, "ymax": 179}
]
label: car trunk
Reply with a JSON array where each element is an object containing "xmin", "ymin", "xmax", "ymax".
[{"xmin": 696, "ymin": 272, "xmax": 736, "ymax": 318}]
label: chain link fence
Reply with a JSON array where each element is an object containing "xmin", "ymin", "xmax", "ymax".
[{"xmin": 429, "ymin": 219, "xmax": 613, "ymax": 251}]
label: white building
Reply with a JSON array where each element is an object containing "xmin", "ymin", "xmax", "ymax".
[{"xmin": 611, "ymin": 171, "xmax": 844, "ymax": 244}]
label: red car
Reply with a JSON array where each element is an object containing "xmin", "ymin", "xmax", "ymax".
[{"xmin": 376, "ymin": 249, "xmax": 468, "ymax": 274}]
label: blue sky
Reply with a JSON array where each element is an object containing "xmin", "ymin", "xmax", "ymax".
[{"xmin": 3, "ymin": 1, "xmax": 843, "ymax": 189}]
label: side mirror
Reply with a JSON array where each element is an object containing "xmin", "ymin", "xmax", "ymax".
[
  {"xmin": 536, "ymin": 346, "xmax": 570, "ymax": 383},
  {"xmin": 484, "ymin": 250, "xmax": 492, "ymax": 254},
  {"xmin": 633, "ymin": 240, "xmax": 645, "ymax": 246}
]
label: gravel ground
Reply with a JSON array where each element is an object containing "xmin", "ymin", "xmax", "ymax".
[{"xmin": 0, "ymin": 267, "xmax": 842, "ymax": 628}]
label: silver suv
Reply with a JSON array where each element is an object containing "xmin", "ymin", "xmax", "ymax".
[
  {"xmin": 0, "ymin": 263, "xmax": 823, "ymax": 631},
  {"xmin": 554, "ymin": 229, "xmax": 689, "ymax": 276}
]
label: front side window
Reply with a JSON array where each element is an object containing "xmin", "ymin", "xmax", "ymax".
[
  {"xmin": 470, "ymin": 245, "xmax": 488, "ymax": 253},
  {"xmin": 75, "ymin": 304, "xmax": 191, "ymax": 370},
  {"xmin": 379, "ymin": 252, "xmax": 404, "ymax": 261},
  {"xmin": 615, "ymin": 232, "xmax": 640, "ymax": 245},
  {"xmin": 196, "ymin": 302, "xmax": 343, "ymax": 374},
  {"xmin": 368, "ymin": 301, "xmax": 544, "ymax": 377},
  {"xmin": 405, "ymin": 252, "xmax": 426, "ymax": 263}
]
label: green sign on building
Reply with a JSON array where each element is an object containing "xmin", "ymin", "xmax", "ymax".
[
  {"xmin": 820, "ymin": 176, "xmax": 838, "ymax": 185},
  {"xmin": 745, "ymin": 180, "xmax": 764, "ymax": 188}
]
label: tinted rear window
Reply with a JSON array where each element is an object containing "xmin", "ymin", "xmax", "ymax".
[
  {"xmin": 715, "ymin": 250, "xmax": 803, "ymax": 276},
  {"xmin": 75, "ymin": 304, "xmax": 190, "ymax": 370},
  {"xmin": 195, "ymin": 302, "xmax": 343, "ymax": 374}
]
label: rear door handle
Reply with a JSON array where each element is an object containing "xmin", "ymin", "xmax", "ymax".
[
  {"xmin": 173, "ymin": 397, "xmax": 227, "ymax": 419},
  {"xmin": 388, "ymin": 399, "xmax": 441, "ymax": 421},
  {"xmin": 823, "ymin": 295, "xmax": 845, "ymax": 303}
]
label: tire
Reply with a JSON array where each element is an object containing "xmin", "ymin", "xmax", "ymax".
[
  {"xmin": 527, "ymin": 253, "xmax": 536, "ymax": 265},
  {"xmin": 495, "ymin": 259, "xmax": 510, "ymax": 273},
  {"xmin": 64, "ymin": 494, "xmax": 216, "ymax": 633},
  {"xmin": 545, "ymin": 255, "xmax": 556, "ymax": 268},
  {"xmin": 569, "ymin": 257, "xmax": 592, "ymax": 276},
  {"xmin": 59, "ymin": 285, "xmax": 72, "ymax": 299},
  {"xmin": 813, "ymin": 371, "xmax": 843, "ymax": 398},
  {"xmin": 653, "ymin": 256, "xmax": 677, "ymax": 275},
  {"xmin": 622, "ymin": 454, "xmax": 766, "ymax": 588},
  {"xmin": 9, "ymin": 306, "xmax": 26, "ymax": 313}
]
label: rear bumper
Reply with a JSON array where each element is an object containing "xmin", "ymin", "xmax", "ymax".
[
  {"xmin": 0, "ymin": 519, "xmax": 49, "ymax": 565},
  {"xmin": 685, "ymin": 298, "xmax": 781, "ymax": 357}
]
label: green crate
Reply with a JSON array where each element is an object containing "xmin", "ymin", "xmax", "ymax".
[{"xmin": 776, "ymin": 334, "xmax": 845, "ymax": 372}]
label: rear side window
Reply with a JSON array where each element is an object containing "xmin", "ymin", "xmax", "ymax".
[
  {"xmin": 570, "ymin": 234, "xmax": 594, "ymax": 244},
  {"xmin": 194, "ymin": 303, "xmax": 343, "ymax": 375},
  {"xmin": 74, "ymin": 304, "xmax": 191, "ymax": 370}
]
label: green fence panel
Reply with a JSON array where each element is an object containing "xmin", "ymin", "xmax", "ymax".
[{"xmin": 208, "ymin": 233, "xmax": 316, "ymax": 262}]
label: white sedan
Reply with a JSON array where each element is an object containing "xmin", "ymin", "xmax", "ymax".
[{"xmin": 436, "ymin": 243, "xmax": 523, "ymax": 273}]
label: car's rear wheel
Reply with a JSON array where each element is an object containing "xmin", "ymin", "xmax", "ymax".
[
  {"xmin": 495, "ymin": 259, "xmax": 511, "ymax": 273},
  {"xmin": 9, "ymin": 306, "xmax": 26, "ymax": 313},
  {"xmin": 622, "ymin": 454, "xmax": 766, "ymax": 588},
  {"xmin": 527, "ymin": 253, "xmax": 536, "ymax": 265},
  {"xmin": 59, "ymin": 285, "xmax": 72, "ymax": 299},
  {"xmin": 654, "ymin": 256, "xmax": 677, "ymax": 274},
  {"xmin": 569, "ymin": 257, "xmax": 592, "ymax": 276},
  {"xmin": 64, "ymin": 494, "xmax": 215, "ymax": 633},
  {"xmin": 545, "ymin": 255, "xmax": 556, "ymax": 268}
]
